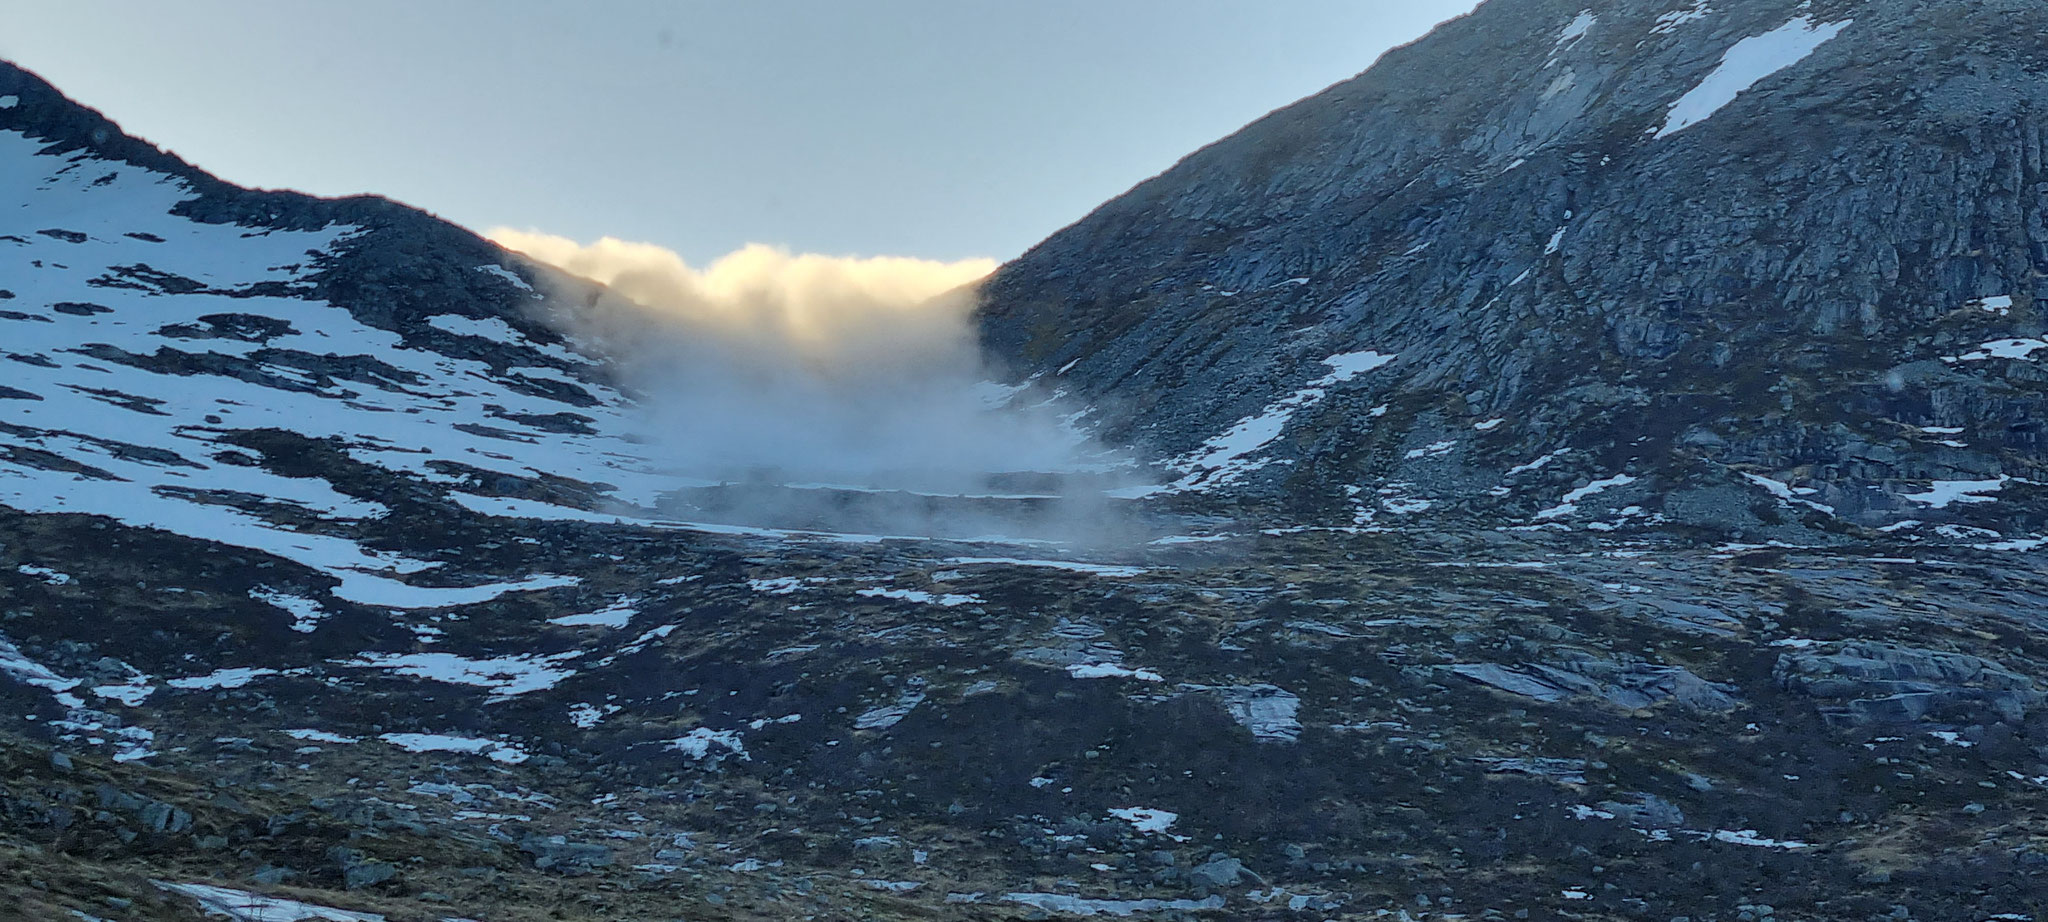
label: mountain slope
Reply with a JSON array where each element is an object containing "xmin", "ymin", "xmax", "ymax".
[
  {"xmin": 982, "ymin": 0, "xmax": 2048, "ymax": 546},
  {"xmin": 0, "ymin": 61, "xmax": 692, "ymax": 591}
]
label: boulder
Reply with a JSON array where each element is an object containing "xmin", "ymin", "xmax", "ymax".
[{"xmin": 1190, "ymin": 856, "xmax": 1246, "ymax": 889}]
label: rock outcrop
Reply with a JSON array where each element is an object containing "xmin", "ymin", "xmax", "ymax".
[{"xmin": 1776, "ymin": 641, "xmax": 2043, "ymax": 724}]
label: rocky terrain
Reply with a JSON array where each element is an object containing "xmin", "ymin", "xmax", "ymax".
[{"xmin": 3, "ymin": 1, "xmax": 2048, "ymax": 920}]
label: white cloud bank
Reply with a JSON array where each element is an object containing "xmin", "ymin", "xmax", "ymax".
[{"xmin": 488, "ymin": 231, "xmax": 1125, "ymax": 513}]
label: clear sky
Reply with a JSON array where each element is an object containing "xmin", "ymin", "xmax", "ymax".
[{"xmin": 2, "ymin": 1, "xmax": 1480, "ymax": 264}]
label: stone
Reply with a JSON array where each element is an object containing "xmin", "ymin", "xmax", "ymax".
[
  {"xmin": 138, "ymin": 801, "xmax": 191, "ymax": 834},
  {"xmin": 1213, "ymin": 685, "xmax": 1302, "ymax": 742},
  {"xmin": 520, "ymin": 834, "xmax": 614, "ymax": 874},
  {"xmin": 1475, "ymin": 758, "xmax": 1589, "ymax": 784},
  {"xmin": 1598, "ymin": 794, "xmax": 1686, "ymax": 829},
  {"xmin": 1189, "ymin": 856, "xmax": 1245, "ymax": 889},
  {"xmin": 343, "ymin": 861, "xmax": 396, "ymax": 889},
  {"xmin": 94, "ymin": 785, "xmax": 144, "ymax": 813}
]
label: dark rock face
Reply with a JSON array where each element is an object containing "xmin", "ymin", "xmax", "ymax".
[{"xmin": 980, "ymin": 0, "xmax": 2048, "ymax": 541}]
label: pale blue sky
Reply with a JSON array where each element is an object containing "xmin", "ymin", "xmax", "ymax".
[{"xmin": 2, "ymin": 1, "xmax": 1480, "ymax": 264}]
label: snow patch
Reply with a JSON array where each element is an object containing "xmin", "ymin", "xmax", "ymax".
[
  {"xmin": 425, "ymin": 313, "xmax": 522, "ymax": 344},
  {"xmin": 475, "ymin": 263, "xmax": 536, "ymax": 294},
  {"xmin": 1900, "ymin": 477, "xmax": 2009, "ymax": 508},
  {"xmin": 1535, "ymin": 474, "xmax": 1636, "ymax": 520},
  {"xmin": 165, "ymin": 667, "xmax": 285, "ymax": 690},
  {"xmin": 943, "ymin": 557, "xmax": 1146, "ymax": 578},
  {"xmin": 156, "ymin": 882, "xmax": 384, "ymax": 922},
  {"xmin": 1650, "ymin": 1, "xmax": 1713, "ymax": 35},
  {"xmin": 0, "ymin": 636, "xmax": 81, "ymax": 700},
  {"xmin": 1656, "ymin": 17, "xmax": 1852, "ymax": 139},
  {"xmin": 548, "ymin": 597, "xmax": 638, "ymax": 628},
  {"xmin": 1947, "ymin": 338, "xmax": 2048, "ymax": 362},
  {"xmin": 1067, "ymin": 663, "xmax": 1164, "ymax": 682},
  {"xmin": 91, "ymin": 680, "xmax": 154, "ymax": 707},
  {"xmin": 1507, "ymin": 451, "xmax": 1564, "ymax": 475},
  {"xmin": 1, "ymin": 635, "xmax": 156, "ymax": 760},
  {"xmin": 254, "ymin": 589, "xmax": 328, "ymax": 633},
  {"xmin": 568, "ymin": 702, "xmax": 622, "ymax": 728},
  {"xmin": 283, "ymin": 728, "xmax": 358, "ymax": 744},
  {"xmin": 1403, "ymin": 440, "xmax": 1456, "ymax": 460},
  {"xmin": 1741, "ymin": 472, "xmax": 1835, "ymax": 514},
  {"xmin": 1132, "ymin": 351, "xmax": 1396, "ymax": 495},
  {"xmin": 16, "ymin": 563, "xmax": 72, "ymax": 585},
  {"xmin": 379, "ymin": 732, "xmax": 530, "ymax": 763},
  {"xmin": 1319, "ymin": 350, "xmax": 1399, "ymax": 381},
  {"xmin": 1969, "ymin": 295, "xmax": 2015, "ymax": 316},
  {"xmin": 1107, "ymin": 807, "xmax": 1179, "ymax": 835},
  {"xmin": 666, "ymin": 727, "xmax": 749, "ymax": 761},
  {"xmin": 342, "ymin": 651, "xmax": 577, "ymax": 697},
  {"xmin": 1148, "ymin": 534, "xmax": 1232, "ymax": 545},
  {"xmin": 345, "ymin": 573, "xmax": 582, "ymax": 610},
  {"xmin": 1711, "ymin": 829, "xmax": 1811, "ymax": 849},
  {"xmin": 1003, "ymin": 893, "xmax": 1226, "ymax": 916},
  {"xmin": 1563, "ymin": 474, "xmax": 1637, "ymax": 503},
  {"xmin": 1548, "ymin": 11, "xmax": 1596, "ymax": 67},
  {"xmin": 857, "ymin": 587, "xmax": 983, "ymax": 607}
]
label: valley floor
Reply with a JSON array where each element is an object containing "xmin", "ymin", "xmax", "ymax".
[{"xmin": 3, "ymin": 507, "xmax": 2045, "ymax": 921}]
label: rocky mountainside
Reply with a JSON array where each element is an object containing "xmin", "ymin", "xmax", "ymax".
[
  {"xmin": 982, "ymin": 0, "xmax": 2048, "ymax": 548},
  {"xmin": 3, "ymin": 5, "xmax": 2048, "ymax": 922}
]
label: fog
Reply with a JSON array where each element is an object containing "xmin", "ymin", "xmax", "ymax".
[{"xmin": 489, "ymin": 230, "xmax": 1144, "ymax": 542}]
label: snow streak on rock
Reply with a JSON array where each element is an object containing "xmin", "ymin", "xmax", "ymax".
[
  {"xmin": 1656, "ymin": 17, "xmax": 1852, "ymax": 138},
  {"xmin": 1123, "ymin": 351, "xmax": 1396, "ymax": 496}
]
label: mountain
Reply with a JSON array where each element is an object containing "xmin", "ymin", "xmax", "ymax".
[
  {"xmin": 982, "ymin": 0, "xmax": 2048, "ymax": 549},
  {"xmin": 4, "ymin": 3, "xmax": 2048, "ymax": 921}
]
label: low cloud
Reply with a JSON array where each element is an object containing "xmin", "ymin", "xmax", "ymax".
[
  {"xmin": 489, "ymin": 232, "xmax": 995, "ymax": 375},
  {"xmin": 489, "ymin": 230, "xmax": 1134, "ymax": 540}
]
